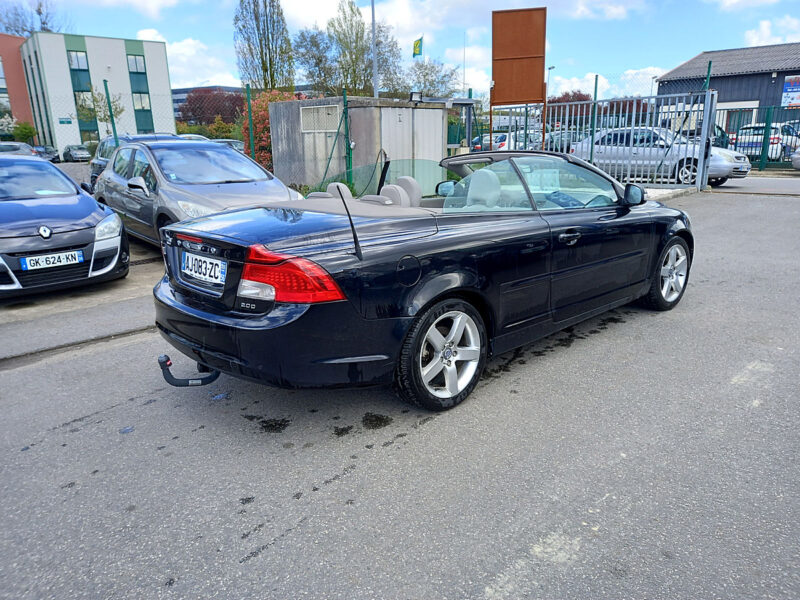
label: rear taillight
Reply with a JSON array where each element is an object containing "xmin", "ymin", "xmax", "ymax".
[
  {"xmin": 498, "ymin": 142, "xmax": 506, "ymax": 149},
  {"xmin": 239, "ymin": 245, "xmax": 345, "ymax": 304},
  {"xmin": 730, "ymin": 134, "xmax": 737, "ymax": 142},
  {"xmin": 770, "ymin": 136, "xmax": 781, "ymax": 144}
]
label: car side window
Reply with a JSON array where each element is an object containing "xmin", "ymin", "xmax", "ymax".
[
  {"xmin": 514, "ymin": 155, "xmax": 618, "ymax": 211},
  {"xmin": 131, "ymin": 150, "xmax": 157, "ymax": 191},
  {"xmin": 442, "ymin": 161, "xmax": 533, "ymax": 213},
  {"xmin": 632, "ymin": 131, "xmax": 656, "ymax": 147},
  {"xmin": 112, "ymin": 148, "xmax": 133, "ymax": 177}
]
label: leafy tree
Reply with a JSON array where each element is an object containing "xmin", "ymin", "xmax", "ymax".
[
  {"xmin": 0, "ymin": 0, "xmax": 69, "ymax": 35},
  {"xmin": 208, "ymin": 115, "xmax": 235, "ymax": 138},
  {"xmin": 0, "ymin": 115, "xmax": 18, "ymax": 135},
  {"xmin": 294, "ymin": 26, "xmax": 338, "ymax": 96},
  {"xmin": 547, "ymin": 91, "xmax": 593, "ymax": 104},
  {"xmin": 407, "ymin": 59, "xmax": 460, "ymax": 97},
  {"xmin": 179, "ymin": 88, "xmax": 244, "ymax": 124},
  {"xmin": 373, "ymin": 22, "xmax": 406, "ymax": 97},
  {"xmin": 75, "ymin": 87, "xmax": 126, "ymax": 135},
  {"xmin": 12, "ymin": 121, "xmax": 36, "ymax": 143},
  {"xmin": 240, "ymin": 89, "xmax": 306, "ymax": 170},
  {"xmin": 327, "ymin": 0, "xmax": 369, "ymax": 94},
  {"xmin": 234, "ymin": 0, "xmax": 294, "ymax": 91}
]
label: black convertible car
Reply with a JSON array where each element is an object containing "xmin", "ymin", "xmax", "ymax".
[
  {"xmin": 0, "ymin": 156, "xmax": 129, "ymax": 298},
  {"xmin": 155, "ymin": 151, "xmax": 692, "ymax": 410}
]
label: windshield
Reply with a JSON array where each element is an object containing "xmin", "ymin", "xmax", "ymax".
[
  {"xmin": 152, "ymin": 145, "xmax": 269, "ymax": 185},
  {"xmin": 0, "ymin": 160, "xmax": 76, "ymax": 200}
]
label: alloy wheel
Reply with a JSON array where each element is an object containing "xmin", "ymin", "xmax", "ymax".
[
  {"xmin": 677, "ymin": 162, "xmax": 697, "ymax": 185},
  {"xmin": 419, "ymin": 311, "xmax": 481, "ymax": 399},
  {"xmin": 660, "ymin": 244, "xmax": 688, "ymax": 302}
]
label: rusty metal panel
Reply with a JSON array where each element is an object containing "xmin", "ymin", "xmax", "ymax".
[{"xmin": 491, "ymin": 7, "xmax": 546, "ymax": 106}]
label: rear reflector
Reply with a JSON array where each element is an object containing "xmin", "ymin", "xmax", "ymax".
[{"xmin": 241, "ymin": 245, "xmax": 345, "ymax": 304}]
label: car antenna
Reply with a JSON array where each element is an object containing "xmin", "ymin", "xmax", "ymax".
[{"xmin": 335, "ymin": 186, "xmax": 363, "ymax": 261}]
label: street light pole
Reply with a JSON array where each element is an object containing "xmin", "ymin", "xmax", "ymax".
[
  {"xmin": 542, "ymin": 66, "xmax": 555, "ymax": 150},
  {"xmin": 371, "ymin": 0, "xmax": 378, "ymax": 98}
]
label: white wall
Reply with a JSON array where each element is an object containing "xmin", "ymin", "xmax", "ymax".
[
  {"xmin": 142, "ymin": 41, "xmax": 175, "ymax": 133},
  {"xmin": 85, "ymin": 36, "xmax": 136, "ymax": 137},
  {"xmin": 30, "ymin": 33, "xmax": 78, "ymax": 152}
]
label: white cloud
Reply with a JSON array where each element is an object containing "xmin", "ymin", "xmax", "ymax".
[
  {"xmin": 137, "ymin": 29, "xmax": 240, "ymax": 88},
  {"xmin": 745, "ymin": 15, "xmax": 800, "ymax": 46},
  {"xmin": 443, "ymin": 45, "xmax": 490, "ymax": 70},
  {"xmin": 550, "ymin": 72, "xmax": 611, "ymax": 97},
  {"xmin": 466, "ymin": 26, "xmax": 487, "ymax": 43},
  {"xmin": 93, "ymin": 0, "xmax": 180, "ymax": 19},
  {"xmin": 283, "ymin": 0, "xmax": 340, "ymax": 29},
  {"xmin": 615, "ymin": 66, "xmax": 666, "ymax": 96},
  {"xmin": 707, "ymin": 0, "xmax": 778, "ymax": 11}
]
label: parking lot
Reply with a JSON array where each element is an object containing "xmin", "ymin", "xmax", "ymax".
[{"xmin": 1, "ymin": 185, "xmax": 799, "ymax": 598}]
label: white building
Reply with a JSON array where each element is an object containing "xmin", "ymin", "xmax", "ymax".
[{"xmin": 20, "ymin": 32, "xmax": 175, "ymax": 153}]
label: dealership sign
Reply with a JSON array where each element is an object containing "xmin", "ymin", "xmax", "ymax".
[{"xmin": 781, "ymin": 75, "xmax": 800, "ymax": 108}]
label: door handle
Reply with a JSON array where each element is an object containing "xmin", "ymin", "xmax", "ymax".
[{"xmin": 558, "ymin": 231, "xmax": 581, "ymax": 246}]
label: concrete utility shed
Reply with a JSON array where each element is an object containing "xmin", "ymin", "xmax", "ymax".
[{"xmin": 269, "ymin": 96, "xmax": 448, "ymax": 195}]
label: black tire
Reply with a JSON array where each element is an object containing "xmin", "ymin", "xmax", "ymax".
[
  {"xmin": 640, "ymin": 237, "xmax": 691, "ymax": 311},
  {"xmin": 157, "ymin": 216, "xmax": 174, "ymax": 230},
  {"xmin": 395, "ymin": 298, "xmax": 488, "ymax": 411},
  {"xmin": 709, "ymin": 177, "xmax": 728, "ymax": 187}
]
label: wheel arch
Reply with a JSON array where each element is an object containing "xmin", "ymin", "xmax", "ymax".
[{"xmin": 405, "ymin": 273, "xmax": 496, "ymax": 340}]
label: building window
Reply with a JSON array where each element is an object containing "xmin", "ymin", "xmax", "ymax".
[
  {"xmin": 0, "ymin": 93, "xmax": 10, "ymax": 117},
  {"xmin": 127, "ymin": 55, "xmax": 146, "ymax": 73},
  {"xmin": 74, "ymin": 91, "xmax": 93, "ymax": 113},
  {"xmin": 0, "ymin": 57, "xmax": 6, "ymax": 89},
  {"xmin": 68, "ymin": 51, "xmax": 89, "ymax": 70},
  {"xmin": 132, "ymin": 92, "xmax": 151, "ymax": 111}
]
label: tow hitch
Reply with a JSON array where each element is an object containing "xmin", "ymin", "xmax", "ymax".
[{"xmin": 158, "ymin": 354, "xmax": 221, "ymax": 387}]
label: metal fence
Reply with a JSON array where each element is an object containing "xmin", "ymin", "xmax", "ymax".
[
  {"xmin": 486, "ymin": 90, "xmax": 718, "ymax": 190},
  {"xmin": 715, "ymin": 105, "xmax": 799, "ymax": 170}
]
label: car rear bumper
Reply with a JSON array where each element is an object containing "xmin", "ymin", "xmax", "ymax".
[{"xmin": 153, "ymin": 276, "xmax": 412, "ymax": 389}]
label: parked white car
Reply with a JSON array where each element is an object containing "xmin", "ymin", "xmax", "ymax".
[
  {"xmin": 731, "ymin": 122, "xmax": 799, "ymax": 161},
  {"xmin": 791, "ymin": 149, "xmax": 800, "ymax": 170}
]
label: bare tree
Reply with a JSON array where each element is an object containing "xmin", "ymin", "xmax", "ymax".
[
  {"xmin": 0, "ymin": 0, "xmax": 70, "ymax": 36},
  {"xmin": 234, "ymin": 0, "xmax": 294, "ymax": 91},
  {"xmin": 407, "ymin": 59, "xmax": 460, "ymax": 97}
]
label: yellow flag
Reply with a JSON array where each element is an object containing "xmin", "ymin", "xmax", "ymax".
[{"xmin": 413, "ymin": 37, "xmax": 423, "ymax": 58}]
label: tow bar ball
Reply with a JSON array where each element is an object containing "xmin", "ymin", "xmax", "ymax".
[{"xmin": 158, "ymin": 354, "xmax": 221, "ymax": 387}]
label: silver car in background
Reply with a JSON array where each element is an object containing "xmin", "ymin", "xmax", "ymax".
[
  {"xmin": 93, "ymin": 140, "xmax": 300, "ymax": 245},
  {"xmin": 570, "ymin": 127, "xmax": 750, "ymax": 186}
]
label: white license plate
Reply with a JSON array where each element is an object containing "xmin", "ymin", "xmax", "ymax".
[
  {"xmin": 20, "ymin": 250, "xmax": 84, "ymax": 270},
  {"xmin": 181, "ymin": 251, "xmax": 227, "ymax": 285}
]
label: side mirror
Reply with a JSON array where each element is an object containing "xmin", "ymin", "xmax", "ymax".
[
  {"xmin": 128, "ymin": 176, "xmax": 150, "ymax": 197},
  {"xmin": 623, "ymin": 183, "xmax": 645, "ymax": 206},
  {"xmin": 436, "ymin": 180, "xmax": 455, "ymax": 196},
  {"xmin": 80, "ymin": 182, "xmax": 93, "ymax": 194}
]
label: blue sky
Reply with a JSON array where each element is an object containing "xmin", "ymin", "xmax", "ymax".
[{"xmin": 50, "ymin": 0, "xmax": 800, "ymax": 97}]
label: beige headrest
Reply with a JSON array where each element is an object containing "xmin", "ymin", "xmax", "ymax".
[
  {"xmin": 396, "ymin": 176, "xmax": 422, "ymax": 206},
  {"xmin": 380, "ymin": 184, "xmax": 411, "ymax": 207}
]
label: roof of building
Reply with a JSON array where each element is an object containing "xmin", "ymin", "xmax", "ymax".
[{"xmin": 659, "ymin": 42, "xmax": 800, "ymax": 81}]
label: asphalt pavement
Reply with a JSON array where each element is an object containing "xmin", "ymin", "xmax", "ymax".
[{"xmin": 1, "ymin": 188, "xmax": 798, "ymax": 598}]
